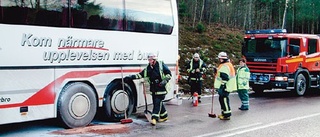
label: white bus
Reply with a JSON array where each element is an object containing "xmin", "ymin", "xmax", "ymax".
[{"xmin": 0, "ymin": 0, "xmax": 179, "ymax": 128}]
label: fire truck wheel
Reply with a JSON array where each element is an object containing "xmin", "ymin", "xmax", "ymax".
[
  {"xmin": 103, "ymin": 80, "xmax": 134, "ymax": 121},
  {"xmin": 57, "ymin": 82, "xmax": 97, "ymax": 128},
  {"xmin": 294, "ymin": 73, "xmax": 307, "ymax": 96}
]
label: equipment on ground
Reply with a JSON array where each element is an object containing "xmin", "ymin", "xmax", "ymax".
[
  {"xmin": 143, "ymin": 81, "xmax": 153, "ymax": 123},
  {"xmin": 120, "ymin": 68, "xmax": 133, "ymax": 124},
  {"xmin": 208, "ymin": 89, "xmax": 217, "ymax": 118},
  {"xmin": 192, "ymin": 92, "xmax": 198, "ymax": 106}
]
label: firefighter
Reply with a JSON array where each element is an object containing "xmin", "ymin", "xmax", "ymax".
[
  {"xmin": 124, "ymin": 53, "xmax": 171, "ymax": 126},
  {"xmin": 236, "ymin": 58, "xmax": 250, "ymax": 110},
  {"xmin": 186, "ymin": 53, "xmax": 207, "ymax": 103},
  {"xmin": 214, "ymin": 52, "xmax": 237, "ymax": 120}
]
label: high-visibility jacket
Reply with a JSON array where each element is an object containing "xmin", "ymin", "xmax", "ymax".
[
  {"xmin": 214, "ymin": 62, "xmax": 237, "ymax": 92},
  {"xmin": 187, "ymin": 59, "xmax": 206, "ymax": 81},
  {"xmin": 134, "ymin": 61, "xmax": 172, "ymax": 95},
  {"xmin": 236, "ymin": 65, "xmax": 250, "ymax": 90}
]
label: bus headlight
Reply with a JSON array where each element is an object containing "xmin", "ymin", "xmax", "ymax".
[{"xmin": 275, "ymin": 76, "xmax": 288, "ymax": 81}]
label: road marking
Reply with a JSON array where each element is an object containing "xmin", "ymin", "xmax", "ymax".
[
  {"xmin": 194, "ymin": 123, "xmax": 262, "ymax": 137},
  {"xmin": 196, "ymin": 112, "xmax": 320, "ymax": 137},
  {"xmin": 197, "ymin": 103, "xmax": 211, "ymax": 106}
]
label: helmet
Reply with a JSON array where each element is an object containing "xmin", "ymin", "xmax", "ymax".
[
  {"xmin": 218, "ymin": 52, "xmax": 228, "ymax": 59},
  {"xmin": 148, "ymin": 53, "xmax": 157, "ymax": 60},
  {"xmin": 193, "ymin": 53, "xmax": 200, "ymax": 58}
]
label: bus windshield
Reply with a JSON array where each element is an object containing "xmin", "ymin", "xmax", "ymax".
[{"xmin": 243, "ymin": 38, "xmax": 287, "ymax": 58}]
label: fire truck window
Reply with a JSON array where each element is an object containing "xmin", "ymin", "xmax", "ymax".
[
  {"xmin": 289, "ymin": 45, "xmax": 300, "ymax": 56},
  {"xmin": 308, "ymin": 39, "xmax": 317, "ymax": 54},
  {"xmin": 289, "ymin": 39, "xmax": 300, "ymax": 46}
]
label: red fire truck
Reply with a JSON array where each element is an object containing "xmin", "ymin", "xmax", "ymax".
[{"xmin": 242, "ymin": 29, "xmax": 320, "ymax": 96}]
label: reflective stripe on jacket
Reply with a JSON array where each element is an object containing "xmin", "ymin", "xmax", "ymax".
[
  {"xmin": 187, "ymin": 59, "xmax": 206, "ymax": 81},
  {"xmin": 135, "ymin": 61, "xmax": 171, "ymax": 95},
  {"xmin": 214, "ymin": 62, "xmax": 237, "ymax": 92}
]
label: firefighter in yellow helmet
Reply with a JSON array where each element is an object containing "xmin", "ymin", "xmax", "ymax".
[
  {"xmin": 214, "ymin": 52, "xmax": 237, "ymax": 120},
  {"xmin": 125, "ymin": 53, "xmax": 172, "ymax": 126}
]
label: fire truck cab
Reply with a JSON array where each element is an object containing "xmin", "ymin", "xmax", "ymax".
[{"xmin": 242, "ymin": 29, "xmax": 320, "ymax": 96}]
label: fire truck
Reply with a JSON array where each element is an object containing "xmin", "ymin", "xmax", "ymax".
[{"xmin": 242, "ymin": 29, "xmax": 320, "ymax": 96}]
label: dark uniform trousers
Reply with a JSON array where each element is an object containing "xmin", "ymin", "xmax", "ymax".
[
  {"xmin": 190, "ymin": 80, "xmax": 202, "ymax": 95},
  {"xmin": 217, "ymin": 85, "xmax": 231, "ymax": 117},
  {"xmin": 152, "ymin": 93, "xmax": 167, "ymax": 120}
]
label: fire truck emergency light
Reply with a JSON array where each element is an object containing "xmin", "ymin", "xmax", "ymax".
[{"xmin": 245, "ymin": 29, "xmax": 287, "ymax": 34}]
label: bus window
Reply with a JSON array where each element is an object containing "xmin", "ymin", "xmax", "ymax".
[
  {"xmin": 79, "ymin": 0, "xmax": 124, "ymax": 30},
  {"xmin": 0, "ymin": 0, "xmax": 67, "ymax": 27},
  {"xmin": 125, "ymin": 0, "xmax": 174, "ymax": 34}
]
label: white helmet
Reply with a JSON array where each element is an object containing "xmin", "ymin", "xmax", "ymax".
[
  {"xmin": 218, "ymin": 52, "xmax": 228, "ymax": 59},
  {"xmin": 148, "ymin": 53, "xmax": 157, "ymax": 60},
  {"xmin": 193, "ymin": 53, "xmax": 200, "ymax": 58}
]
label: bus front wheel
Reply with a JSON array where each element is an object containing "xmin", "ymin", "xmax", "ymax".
[
  {"xmin": 103, "ymin": 81, "xmax": 134, "ymax": 121},
  {"xmin": 57, "ymin": 82, "xmax": 97, "ymax": 128}
]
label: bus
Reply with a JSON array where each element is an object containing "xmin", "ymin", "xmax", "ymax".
[{"xmin": 0, "ymin": 0, "xmax": 179, "ymax": 128}]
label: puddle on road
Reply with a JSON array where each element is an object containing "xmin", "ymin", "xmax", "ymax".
[{"xmin": 50, "ymin": 124, "xmax": 129, "ymax": 136}]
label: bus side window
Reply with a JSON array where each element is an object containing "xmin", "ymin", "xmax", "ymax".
[
  {"xmin": 35, "ymin": 10, "xmax": 62, "ymax": 27},
  {"xmin": 87, "ymin": 15, "xmax": 102, "ymax": 29},
  {"xmin": 101, "ymin": 17, "xmax": 110, "ymax": 30},
  {"xmin": 0, "ymin": 6, "xmax": 2, "ymax": 22},
  {"xmin": 2, "ymin": 6, "xmax": 28, "ymax": 24},
  {"xmin": 159, "ymin": 24, "xmax": 173, "ymax": 34},
  {"xmin": 72, "ymin": 9, "xmax": 88, "ymax": 28},
  {"xmin": 135, "ymin": 21, "xmax": 145, "ymax": 32}
]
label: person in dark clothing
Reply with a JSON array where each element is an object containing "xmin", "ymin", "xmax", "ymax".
[
  {"xmin": 125, "ymin": 53, "xmax": 172, "ymax": 126},
  {"xmin": 186, "ymin": 53, "xmax": 207, "ymax": 103}
]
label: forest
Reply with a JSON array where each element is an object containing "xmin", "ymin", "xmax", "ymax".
[{"xmin": 178, "ymin": 0, "xmax": 320, "ymax": 34}]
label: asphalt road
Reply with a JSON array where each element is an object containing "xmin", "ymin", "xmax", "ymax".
[{"xmin": 2, "ymin": 90, "xmax": 320, "ymax": 137}]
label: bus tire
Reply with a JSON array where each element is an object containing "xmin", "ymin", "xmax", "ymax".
[
  {"xmin": 57, "ymin": 82, "xmax": 97, "ymax": 128},
  {"xmin": 294, "ymin": 73, "xmax": 307, "ymax": 96},
  {"xmin": 103, "ymin": 81, "xmax": 134, "ymax": 121}
]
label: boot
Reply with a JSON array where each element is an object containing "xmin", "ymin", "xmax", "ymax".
[
  {"xmin": 218, "ymin": 115, "xmax": 230, "ymax": 120},
  {"xmin": 158, "ymin": 117, "xmax": 168, "ymax": 122},
  {"xmin": 151, "ymin": 118, "xmax": 157, "ymax": 126},
  {"xmin": 238, "ymin": 107, "xmax": 249, "ymax": 111}
]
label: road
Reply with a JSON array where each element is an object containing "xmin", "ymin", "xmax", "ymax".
[{"xmin": 2, "ymin": 90, "xmax": 320, "ymax": 137}]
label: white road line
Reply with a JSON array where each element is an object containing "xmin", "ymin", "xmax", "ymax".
[
  {"xmin": 194, "ymin": 123, "xmax": 262, "ymax": 137},
  {"xmin": 198, "ymin": 103, "xmax": 211, "ymax": 106},
  {"xmin": 196, "ymin": 112, "xmax": 320, "ymax": 137}
]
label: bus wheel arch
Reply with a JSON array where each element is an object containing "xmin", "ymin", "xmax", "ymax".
[
  {"xmin": 57, "ymin": 82, "xmax": 98, "ymax": 128},
  {"xmin": 103, "ymin": 80, "xmax": 135, "ymax": 121}
]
